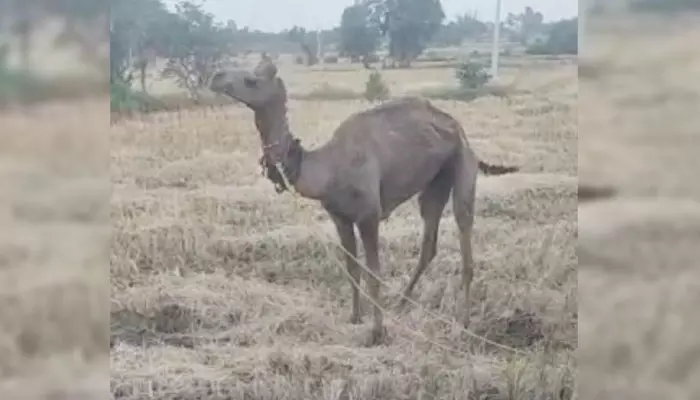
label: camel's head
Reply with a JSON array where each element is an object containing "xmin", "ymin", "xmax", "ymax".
[{"xmin": 209, "ymin": 59, "xmax": 286, "ymax": 110}]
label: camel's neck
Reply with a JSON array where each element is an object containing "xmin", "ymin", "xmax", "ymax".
[
  {"xmin": 254, "ymin": 102, "xmax": 292, "ymax": 151},
  {"xmin": 253, "ymin": 103, "xmax": 329, "ymax": 199}
]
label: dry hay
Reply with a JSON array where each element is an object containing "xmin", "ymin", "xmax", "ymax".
[
  {"xmin": 0, "ymin": 99, "xmax": 110, "ymax": 398},
  {"xmin": 111, "ymin": 57, "xmax": 576, "ymax": 399},
  {"xmin": 578, "ymin": 11, "xmax": 700, "ymax": 400}
]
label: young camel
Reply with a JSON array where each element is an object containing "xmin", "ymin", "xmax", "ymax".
[{"xmin": 210, "ymin": 60, "xmax": 519, "ymax": 345}]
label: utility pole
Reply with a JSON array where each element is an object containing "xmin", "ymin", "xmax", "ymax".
[
  {"xmin": 316, "ymin": 27, "xmax": 323, "ymax": 65},
  {"xmin": 579, "ymin": 1, "xmax": 585, "ymax": 54},
  {"xmin": 490, "ymin": 0, "xmax": 502, "ymax": 81}
]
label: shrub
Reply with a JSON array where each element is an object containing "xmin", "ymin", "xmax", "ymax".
[
  {"xmin": 0, "ymin": 70, "xmax": 44, "ymax": 107},
  {"xmin": 0, "ymin": 52, "xmax": 88, "ymax": 107},
  {"xmin": 364, "ymin": 54, "xmax": 381, "ymax": 63},
  {"xmin": 455, "ymin": 61, "xmax": 490, "ymax": 89},
  {"xmin": 364, "ymin": 70, "xmax": 390, "ymax": 102},
  {"xmin": 323, "ymin": 55, "xmax": 339, "ymax": 64},
  {"xmin": 110, "ymin": 80, "xmax": 151, "ymax": 112}
]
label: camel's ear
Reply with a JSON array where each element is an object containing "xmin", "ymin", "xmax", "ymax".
[{"xmin": 254, "ymin": 60, "xmax": 277, "ymax": 80}]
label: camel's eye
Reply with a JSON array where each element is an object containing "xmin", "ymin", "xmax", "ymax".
[{"xmin": 244, "ymin": 77, "xmax": 258, "ymax": 88}]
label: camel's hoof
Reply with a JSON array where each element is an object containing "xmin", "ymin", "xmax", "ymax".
[
  {"xmin": 396, "ymin": 298, "xmax": 409, "ymax": 313},
  {"xmin": 365, "ymin": 326, "xmax": 387, "ymax": 347},
  {"xmin": 396, "ymin": 291, "xmax": 413, "ymax": 312},
  {"xmin": 349, "ymin": 314, "xmax": 362, "ymax": 325},
  {"xmin": 462, "ymin": 314, "xmax": 472, "ymax": 329}
]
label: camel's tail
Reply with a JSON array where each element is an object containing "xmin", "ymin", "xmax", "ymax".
[
  {"xmin": 578, "ymin": 185, "xmax": 617, "ymax": 202},
  {"xmin": 478, "ymin": 160, "xmax": 519, "ymax": 175}
]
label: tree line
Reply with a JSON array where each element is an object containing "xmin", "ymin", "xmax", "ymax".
[
  {"xmin": 108, "ymin": 0, "xmax": 577, "ymax": 100},
  {"xmin": 0, "ymin": 0, "xmax": 109, "ymax": 71}
]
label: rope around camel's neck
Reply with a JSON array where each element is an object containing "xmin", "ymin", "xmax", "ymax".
[{"xmin": 254, "ymin": 104, "xmax": 304, "ymax": 193}]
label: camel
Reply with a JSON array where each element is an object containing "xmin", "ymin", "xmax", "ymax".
[{"xmin": 209, "ymin": 59, "xmax": 519, "ymax": 345}]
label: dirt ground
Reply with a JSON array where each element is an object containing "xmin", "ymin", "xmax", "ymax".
[{"xmin": 109, "ymin": 54, "xmax": 577, "ymax": 399}]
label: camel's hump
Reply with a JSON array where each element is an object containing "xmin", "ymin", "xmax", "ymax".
[{"xmin": 343, "ymin": 96, "xmax": 435, "ymax": 123}]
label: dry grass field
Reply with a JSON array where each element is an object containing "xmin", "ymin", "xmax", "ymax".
[
  {"xmin": 0, "ymin": 16, "xmax": 110, "ymax": 399},
  {"xmin": 5, "ymin": 7, "xmax": 700, "ymax": 400},
  {"xmin": 578, "ymin": 13, "xmax": 700, "ymax": 399},
  {"xmin": 0, "ymin": 99, "xmax": 110, "ymax": 398},
  {"xmin": 110, "ymin": 54, "xmax": 577, "ymax": 399}
]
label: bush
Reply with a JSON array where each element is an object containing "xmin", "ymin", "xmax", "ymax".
[
  {"xmin": 323, "ymin": 55, "xmax": 339, "ymax": 64},
  {"xmin": 0, "ymin": 70, "xmax": 45, "ymax": 106},
  {"xmin": 455, "ymin": 61, "xmax": 490, "ymax": 89},
  {"xmin": 294, "ymin": 55, "xmax": 305, "ymax": 65},
  {"xmin": 110, "ymin": 80, "xmax": 164, "ymax": 114},
  {"xmin": 110, "ymin": 89, "xmax": 236, "ymax": 120},
  {"xmin": 364, "ymin": 70, "xmax": 390, "ymax": 102},
  {"xmin": 0, "ymin": 45, "xmax": 43, "ymax": 106},
  {"xmin": 0, "ymin": 52, "xmax": 99, "ymax": 108}
]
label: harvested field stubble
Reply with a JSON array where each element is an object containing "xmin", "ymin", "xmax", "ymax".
[
  {"xmin": 578, "ymin": 13, "xmax": 700, "ymax": 399},
  {"xmin": 0, "ymin": 99, "xmax": 110, "ymax": 398},
  {"xmin": 111, "ymin": 61, "xmax": 577, "ymax": 399}
]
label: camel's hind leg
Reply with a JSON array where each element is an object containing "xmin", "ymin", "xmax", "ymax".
[
  {"xmin": 451, "ymin": 151, "xmax": 478, "ymax": 328},
  {"xmin": 398, "ymin": 166, "xmax": 454, "ymax": 309},
  {"xmin": 357, "ymin": 216, "xmax": 385, "ymax": 346}
]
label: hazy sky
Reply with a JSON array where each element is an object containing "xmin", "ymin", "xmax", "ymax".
[{"xmin": 165, "ymin": 0, "xmax": 578, "ymax": 32}]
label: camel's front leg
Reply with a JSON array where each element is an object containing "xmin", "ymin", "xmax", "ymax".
[{"xmin": 330, "ymin": 214, "xmax": 362, "ymax": 324}]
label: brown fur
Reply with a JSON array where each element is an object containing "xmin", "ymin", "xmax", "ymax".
[{"xmin": 210, "ymin": 60, "xmax": 520, "ymax": 345}]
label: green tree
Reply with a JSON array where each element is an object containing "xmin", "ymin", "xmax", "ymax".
[
  {"xmin": 433, "ymin": 12, "xmax": 487, "ymax": 46},
  {"xmin": 368, "ymin": 0, "xmax": 445, "ymax": 67},
  {"xmin": 110, "ymin": 0, "xmax": 171, "ymax": 90},
  {"xmin": 41, "ymin": 0, "xmax": 110, "ymax": 71},
  {"xmin": 526, "ymin": 18, "xmax": 577, "ymax": 55},
  {"xmin": 159, "ymin": 1, "xmax": 234, "ymax": 99},
  {"xmin": 110, "ymin": 17, "xmax": 133, "ymax": 84},
  {"xmin": 339, "ymin": 3, "xmax": 381, "ymax": 68},
  {"xmin": 455, "ymin": 13, "xmax": 488, "ymax": 39},
  {"xmin": 0, "ymin": 0, "xmax": 110, "ymax": 72},
  {"xmin": 505, "ymin": 6, "xmax": 544, "ymax": 45},
  {"xmin": 287, "ymin": 26, "xmax": 318, "ymax": 66}
]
